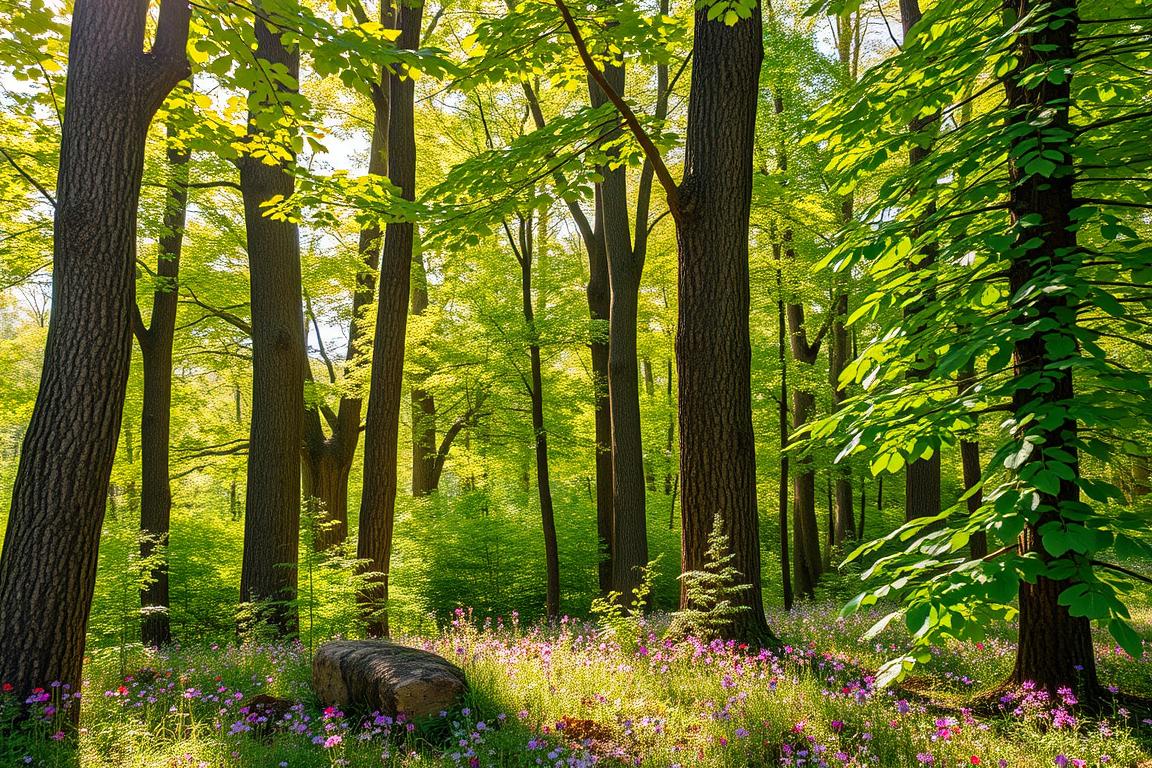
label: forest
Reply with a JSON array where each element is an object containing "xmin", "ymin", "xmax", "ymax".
[{"xmin": 0, "ymin": 0, "xmax": 1150, "ymax": 764}]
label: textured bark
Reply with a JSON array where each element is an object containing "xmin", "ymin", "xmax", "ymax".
[
  {"xmin": 135, "ymin": 117, "xmax": 190, "ymax": 648},
  {"xmin": 676, "ymin": 8, "xmax": 773, "ymax": 644},
  {"xmin": 358, "ymin": 0, "xmax": 422, "ymax": 637},
  {"xmin": 313, "ymin": 640, "xmax": 466, "ymax": 718},
  {"xmin": 900, "ymin": 0, "xmax": 942, "ymax": 522},
  {"xmin": 239, "ymin": 12, "xmax": 306, "ymax": 635},
  {"xmin": 590, "ymin": 63, "xmax": 649, "ymax": 599},
  {"xmin": 410, "ymin": 252, "xmax": 437, "ymax": 497},
  {"xmin": 0, "ymin": 0, "xmax": 189, "ymax": 707},
  {"xmin": 641, "ymin": 357, "xmax": 657, "ymax": 491},
  {"xmin": 1001, "ymin": 0, "xmax": 1097, "ymax": 697}
]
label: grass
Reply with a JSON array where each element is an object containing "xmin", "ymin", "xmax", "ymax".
[{"xmin": 2, "ymin": 602, "xmax": 1150, "ymax": 768}]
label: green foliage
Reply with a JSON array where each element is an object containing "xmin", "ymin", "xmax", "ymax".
[
  {"xmin": 590, "ymin": 557, "xmax": 659, "ymax": 651},
  {"xmin": 808, "ymin": 0, "xmax": 1152, "ymax": 675},
  {"xmin": 667, "ymin": 514, "xmax": 751, "ymax": 640}
]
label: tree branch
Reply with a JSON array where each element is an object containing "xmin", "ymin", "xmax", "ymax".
[
  {"xmin": 0, "ymin": 146, "xmax": 55, "ymax": 207},
  {"xmin": 552, "ymin": 0, "xmax": 680, "ymax": 220}
]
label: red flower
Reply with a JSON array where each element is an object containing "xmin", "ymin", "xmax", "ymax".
[
  {"xmin": 970, "ymin": 757, "xmax": 981, "ymax": 765},
  {"xmin": 116, "ymin": 685, "xmax": 128, "ymax": 695},
  {"xmin": 1, "ymin": 683, "xmax": 12, "ymax": 692}
]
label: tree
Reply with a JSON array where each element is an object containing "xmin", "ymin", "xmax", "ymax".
[
  {"xmin": 557, "ymin": 0, "xmax": 775, "ymax": 643},
  {"xmin": 238, "ymin": 8, "xmax": 307, "ymax": 634},
  {"xmin": 0, "ymin": 0, "xmax": 190, "ymax": 705},
  {"xmin": 358, "ymin": 0, "xmax": 424, "ymax": 637},
  {"xmin": 815, "ymin": 0, "xmax": 1152, "ymax": 701},
  {"xmin": 133, "ymin": 111, "xmax": 191, "ymax": 647}
]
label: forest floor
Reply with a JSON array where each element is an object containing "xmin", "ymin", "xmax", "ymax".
[{"xmin": 4, "ymin": 603, "xmax": 1150, "ymax": 768}]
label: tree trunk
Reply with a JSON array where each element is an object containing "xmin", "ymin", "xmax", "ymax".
[
  {"xmin": 300, "ymin": 22, "xmax": 389, "ymax": 550},
  {"xmin": 790, "ymin": 387, "xmax": 822, "ymax": 599},
  {"xmin": 642, "ymin": 357, "xmax": 657, "ymax": 491},
  {"xmin": 1001, "ymin": 0, "xmax": 1097, "ymax": 698},
  {"xmin": 410, "ymin": 252, "xmax": 438, "ymax": 497},
  {"xmin": 136, "ymin": 116, "xmax": 190, "ymax": 648},
  {"xmin": 239, "ymin": 11, "xmax": 306, "ymax": 635},
  {"xmin": 515, "ymin": 214, "xmax": 561, "ymax": 619},
  {"xmin": 588, "ymin": 59, "xmax": 650, "ymax": 599},
  {"xmin": 777, "ymin": 270, "xmax": 793, "ymax": 611},
  {"xmin": 0, "ymin": 0, "xmax": 189, "ymax": 707},
  {"xmin": 676, "ymin": 7, "xmax": 773, "ymax": 644},
  {"xmin": 358, "ymin": 0, "xmax": 422, "ymax": 637},
  {"xmin": 957, "ymin": 358, "xmax": 987, "ymax": 559},
  {"xmin": 899, "ymin": 0, "xmax": 941, "ymax": 522}
]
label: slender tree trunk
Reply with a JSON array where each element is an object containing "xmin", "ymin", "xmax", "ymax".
[
  {"xmin": 515, "ymin": 214, "xmax": 561, "ymax": 619},
  {"xmin": 676, "ymin": 7, "xmax": 773, "ymax": 644},
  {"xmin": 899, "ymin": 0, "xmax": 941, "ymax": 522},
  {"xmin": 1001, "ymin": 0, "xmax": 1097, "ymax": 698},
  {"xmin": 957, "ymin": 358, "xmax": 987, "ymax": 559},
  {"xmin": 239, "ymin": 11, "xmax": 306, "ymax": 635},
  {"xmin": 300, "ymin": 20, "xmax": 389, "ymax": 550},
  {"xmin": 777, "ymin": 270, "xmax": 793, "ymax": 611},
  {"xmin": 136, "ymin": 116, "xmax": 190, "ymax": 647},
  {"xmin": 410, "ymin": 251, "xmax": 438, "ymax": 497},
  {"xmin": 358, "ymin": 0, "xmax": 422, "ymax": 637},
  {"xmin": 0, "ymin": 0, "xmax": 189, "ymax": 707},
  {"xmin": 642, "ymin": 357, "xmax": 657, "ymax": 491},
  {"xmin": 588, "ymin": 222, "xmax": 614, "ymax": 594}
]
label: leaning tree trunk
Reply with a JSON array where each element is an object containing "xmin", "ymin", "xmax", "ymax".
[
  {"xmin": 1001, "ymin": 0, "xmax": 1098, "ymax": 698},
  {"xmin": 358, "ymin": 0, "xmax": 423, "ymax": 637},
  {"xmin": 239, "ymin": 11, "xmax": 306, "ymax": 635},
  {"xmin": 676, "ymin": 5, "xmax": 773, "ymax": 644},
  {"xmin": 0, "ymin": 0, "xmax": 189, "ymax": 708},
  {"xmin": 136, "ymin": 116, "xmax": 190, "ymax": 647}
]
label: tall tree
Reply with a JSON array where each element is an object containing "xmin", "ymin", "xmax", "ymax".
[
  {"xmin": 0, "ymin": 0, "xmax": 189, "ymax": 704},
  {"xmin": 238, "ymin": 9, "xmax": 306, "ymax": 634},
  {"xmin": 133, "ymin": 114, "xmax": 191, "ymax": 647},
  {"xmin": 410, "ymin": 249, "xmax": 438, "ymax": 497},
  {"xmin": 358, "ymin": 0, "xmax": 424, "ymax": 637},
  {"xmin": 558, "ymin": 0, "xmax": 774, "ymax": 641},
  {"xmin": 302, "ymin": 4, "xmax": 391, "ymax": 548},
  {"xmin": 898, "ymin": 0, "xmax": 941, "ymax": 522}
]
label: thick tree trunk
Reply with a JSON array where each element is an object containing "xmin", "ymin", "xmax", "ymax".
[
  {"xmin": 1001, "ymin": 0, "xmax": 1097, "ymax": 697},
  {"xmin": 676, "ymin": 7, "xmax": 773, "ymax": 644},
  {"xmin": 0, "ymin": 0, "xmax": 188, "ymax": 707},
  {"xmin": 137, "ymin": 118, "xmax": 190, "ymax": 648},
  {"xmin": 239, "ymin": 12, "xmax": 306, "ymax": 635},
  {"xmin": 358, "ymin": 0, "xmax": 422, "ymax": 637}
]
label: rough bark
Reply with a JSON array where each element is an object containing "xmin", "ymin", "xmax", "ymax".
[
  {"xmin": 676, "ymin": 7, "xmax": 773, "ymax": 644},
  {"xmin": 358, "ymin": 0, "xmax": 423, "ymax": 636},
  {"xmin": 313, "ymin": 640, "xmax": 466, "ymax": 718},
  {"xmin": 239, "ymin": 11, "xmax": 306, "ymax": 635},
  {"xmin": 135, "ymin": 116, "xmax": 190, "ymax": 647},
  {"xmin": 591, "ymin": 62, "xmax": 649, "ymax": 599},
  {"xmin": 1001, "ymin": 0, "xmax": 1097, "ymax": 697},
  {"xmin": 0, "ymin": 0, "xmax": 189, "ymax": 707}
]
